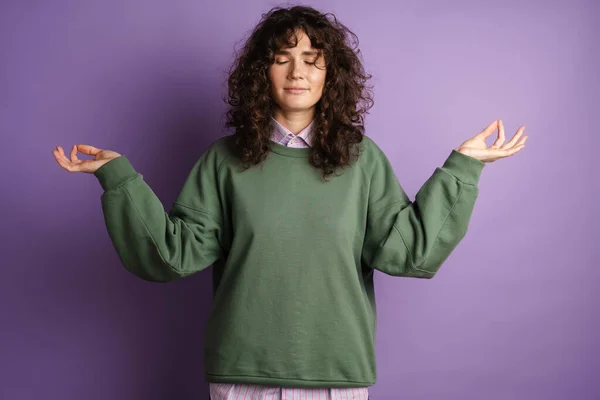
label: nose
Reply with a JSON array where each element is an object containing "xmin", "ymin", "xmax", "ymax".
[{"xmin": 287, "ymin": 59, "xmax": 305, "ymax": 79}]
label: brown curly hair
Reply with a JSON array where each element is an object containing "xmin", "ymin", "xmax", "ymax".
[{"xmin": 222, "ymin": 4, "xmax": 374, "ymax": 181}]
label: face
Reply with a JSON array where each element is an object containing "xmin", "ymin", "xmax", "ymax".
[{"xmin": 267, "ymin": 30, "xmax": 327, "ymax": 115}]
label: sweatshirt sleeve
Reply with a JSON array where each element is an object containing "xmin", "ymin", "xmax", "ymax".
[
  {"xmin": 93, "ymin": 146, "xmax": 225, "ymax": 282},
  {"xmin": 361, "ymin": 139, "xmax": 485, "ymax": 278}
]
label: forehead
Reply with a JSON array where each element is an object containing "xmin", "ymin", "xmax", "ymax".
[{"xmin": 275, "ymin": 31, "xmax": 318, "ymax": 54}]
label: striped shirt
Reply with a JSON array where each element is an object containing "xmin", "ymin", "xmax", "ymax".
[{"xmin": 208, "ymin": 116, "xmax": 370, "ymax": 400}]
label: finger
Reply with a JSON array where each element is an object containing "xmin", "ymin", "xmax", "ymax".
[
  {"xmin": 70, "ymin": 145, "xmax": 79, "ymax": 162},
  {"xmin": 485, "ymin": 145, "xmax": 524, "ymax": 159},
  {"xmin": 511, "ymin": 135, "xmax": 528, "ymax": 149},
  {"xmin": 518, "ymin": 135, "xmax": 528, "ymax": 146},
  {"xmin": 477, "ymin": 120, "xmax": 499, "ymax": 140},
  {"xmin": 490, "ymin": 119, "xmax": 506, "ymax": 148},
  {"xmin": 54, "ymin": 150, "xmax": 82, "ymax": 172},
  {"xmin": 56, "ymin": 146, "xmax": 71, "ymax": 163},
  {"xmin": 494, "ymin": 143, "xmax": 526, "ymax": 159},
  {"xmin": 508, "ymin": 144, "xmax": 526, "ymax": 156},
  {"xmin": 54, "ymin": 146, "xmax": 71, "ymax": 165},
  {"xmin": 54, "ymin": 146, "xmax": 80, "ymax": 172},
  {"xmin": 502, "ymin": 126, "xmax": 525, "ymax": 149},
  {"xmin": 76, "ymin": 144, "xmax": 102, "ymax": 156},
  {"xmin": 52, "ymin": 149, "xmax": 63, "ymax": 164}
]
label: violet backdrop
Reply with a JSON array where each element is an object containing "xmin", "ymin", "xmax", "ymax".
[{"xmin": 1, "ymin": 0, "xmax": 598, "ymax": 399}]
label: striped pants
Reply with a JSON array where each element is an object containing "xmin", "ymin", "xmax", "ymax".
[{"xmin": 209, "ymin": 384, "xmax": 369, "ymax": 400}]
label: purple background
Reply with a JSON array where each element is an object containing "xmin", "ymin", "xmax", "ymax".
[{"xmin": 1, "ymin": 0, "xmax": 598, "ymax": 399}]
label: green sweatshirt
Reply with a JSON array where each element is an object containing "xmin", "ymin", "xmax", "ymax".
[{"xmin": 93, "ymin": 134, "xmax": 485, "ymax": 388}]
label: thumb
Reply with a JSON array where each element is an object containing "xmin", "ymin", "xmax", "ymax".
[{"xmin": 76, "ymin": 144, "xmax": 102, "ymax": 156}]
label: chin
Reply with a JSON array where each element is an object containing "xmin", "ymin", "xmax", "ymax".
[
  {"xmin": 280, "ymin": 105, "xmax": 316, "ymax": 113},
  {"xmin": 277, "ymin": 99, "xmax": 318, "ymax": 110}
]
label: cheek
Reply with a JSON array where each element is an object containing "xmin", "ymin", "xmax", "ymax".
[
  {"xmin": 310, "ymin": 70, "xmax": 327, "ymax": 88},
  {"xmin": 267, "ymin": 69, "xmax": 275, "ymax": 86},
  {"xmin": 311, "ymin": 73, "xmax": 327, "ymax": 96},
  {"xmin": 267, "ymin": 72, "xmax": 282, "ymax": 100},
  {"xmin": 267, "ymin": 68, "xmax": 279, "ymax": 87}
]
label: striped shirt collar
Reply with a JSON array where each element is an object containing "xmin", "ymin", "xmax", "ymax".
[{"xmin": 270, "ymin": 116, "xmax": 315, "ymax": 148}]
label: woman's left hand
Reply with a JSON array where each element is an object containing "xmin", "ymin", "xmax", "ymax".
[{"xmin": 455, "ymin": 120, "xmax": 528, "ymax": 163}]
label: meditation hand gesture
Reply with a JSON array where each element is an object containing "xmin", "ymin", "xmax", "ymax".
[
  {"xmin": 455, "ymin": 120, "xmax": 528, "ymax": 163},
  {"xmin": 51, "ymin": 144, "xmax": 122, "ymax": 174}
]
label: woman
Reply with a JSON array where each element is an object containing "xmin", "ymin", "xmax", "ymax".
[{"xmin": 52, "ymin": 5, "xmax": 528, "ymax": 400}]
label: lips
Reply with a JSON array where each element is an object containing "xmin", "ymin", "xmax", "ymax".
[{"xmin": 284, "ymin": 88, "xmax": 308, "ymax": 94}]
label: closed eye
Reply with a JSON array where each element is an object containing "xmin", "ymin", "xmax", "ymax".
[{"xmin": 275, "ymin": 61, "xmax": 316, "ymax": 65}]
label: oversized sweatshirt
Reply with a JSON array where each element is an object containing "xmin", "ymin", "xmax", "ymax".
[{"xmin": 93, "ymin": 134, "xmax": 485, "ymax": 388}]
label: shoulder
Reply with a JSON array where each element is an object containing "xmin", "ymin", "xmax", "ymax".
[
  {"xmin": 195, "ymin": 134, "xmax": 237, "ymax": 173},
  {"xmin": 202, "ymin": 134, "xmax": 235, "ymax": 158},
  {"xmin": 357, "ymin": 134, "xmax": 389, "ymax": 159},
  {"xmin": 355, "ymin": 135, "xmax": 393, "ymax": 174}
]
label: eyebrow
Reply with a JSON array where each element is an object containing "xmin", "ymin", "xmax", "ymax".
[{"xmin": 274, "ymin": 50, "xmax": 319, "ymax": 56}]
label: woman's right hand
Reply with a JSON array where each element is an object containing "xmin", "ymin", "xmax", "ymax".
[{"xmin": 52, "ymin": 144, "xmax": 122, "ymax": 174}]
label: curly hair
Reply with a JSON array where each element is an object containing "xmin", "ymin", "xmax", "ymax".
[{"xmin": 222, "ymin": 4, "xmax": 374, "ymax": 181}]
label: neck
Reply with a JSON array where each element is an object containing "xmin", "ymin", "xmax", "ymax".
[{"xmin": 272, "ymin": 108, "xmax": 315, "ymax": 135}]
